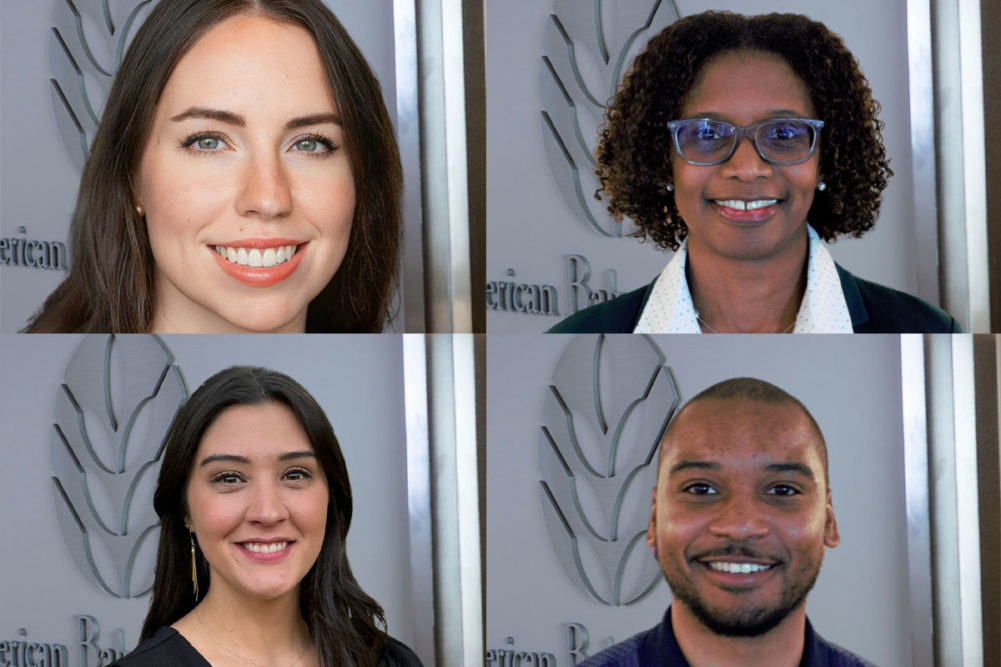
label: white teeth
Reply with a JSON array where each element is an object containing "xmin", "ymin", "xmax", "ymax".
[
  {"xmin": 214, "ymin": 244, "xmax": 298, "ymax": 267},
  {"xmin": 242, "ymin": 541, "xmax": 288, "ymax": 553},
  {"xmin": 708, "ymin": 561, "xmax": 771, "ymax": 574},
  {"xmin": 714, "ymin": 199, "xmax": 779, "ymax": 211}
]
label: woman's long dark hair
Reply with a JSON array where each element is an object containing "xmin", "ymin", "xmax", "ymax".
[
  {"xmin": 26, "ymin": 0, "xmax": 401, "ymax": 333},
  {"xmin": 141, "ymin": 366, "xmax": 387, "ymax": 667}
]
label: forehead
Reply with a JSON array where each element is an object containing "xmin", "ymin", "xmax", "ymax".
[
  {"xmin": 197, "ymin": 401, "xmax": 312, "ymax": 457},
  {"xmin": 159, "ymin": 14, "xmax": 335, "ymax": 116},
  {"xmin": 660, "ymin": 397, "xmax": 823, "ymax": 476},
  {"xmin": 681, "ymin": 50, "xmax": 815, "ymax": 119}
]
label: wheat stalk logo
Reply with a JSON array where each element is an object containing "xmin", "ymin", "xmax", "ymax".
[
  {"xmin": 49, "ymin": 0, "xmax": 154, "ymax": 170},
  {"xmin": 50, "ymin": 334, "xmax": 187, "ymax": 598},
  {"xmin": 539, "ymin": 334, "xmax": 679, "ymax": 605},
  {"xmin": 540, "ymin": 0, "xmax": 681, "ymax": 237}
]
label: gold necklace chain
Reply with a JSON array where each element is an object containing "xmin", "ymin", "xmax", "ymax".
[{"xmin": 195, "ymin": 606, "xmax": 312, "ymax": 667}]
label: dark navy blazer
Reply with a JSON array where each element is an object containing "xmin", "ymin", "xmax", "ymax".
[{"xmin": 549, "ymin": 264, "xmax": 960, "ymax": 334}]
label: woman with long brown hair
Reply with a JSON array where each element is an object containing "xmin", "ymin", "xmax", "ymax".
[
  {"xmin": 26, "ymin": 0, "xmax": 401, "ymax": 333},
  {"xmin": 113, "ymin": 366, "xmax": 421, "ymax": 666}
]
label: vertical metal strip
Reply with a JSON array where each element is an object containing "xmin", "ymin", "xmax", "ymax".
[
  {"xmin": 417, "ymin": 0, "xmax": 473, "ymax": 333},
  {"xmin": 394, "ymin": 0, "xmax": 426, "ymax": 332},
  {"xmin": 950, "ymin": 335, "xmax": 984, "ymax": 664},
  {"xmin": 427, "ymin": 334, "xmax": 482, "ymax": 665},
  {"xmin": 931, "ymin": 0, "xmax": 990, "ymax": 330},
  {"xmin": 900, "ymin": 335, "xmax": 934, "ymax": 667},
  {"xmin": 905, "ymin": 0, "xmax": 942, "ymax": 304},
  {"xmin": 403, "ymin": 334, "xmax": 434, "ymax": 663},
  {"xmin": 956, "ymin": 0, "xmax": 989, "ymax": 331},
  {"xmin": 925, "ymin": 334, "xmax": 960, "ymax": 665}
]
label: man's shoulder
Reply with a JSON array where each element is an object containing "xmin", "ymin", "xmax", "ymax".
[
  {"xmin": 547, "ymin": 282, "xmax": 654, "ymax": 333},
  {"xmin": 576, "ymin": 626, "xmax": 654, "ymax": 667},
  {"xmin": 813, "ymin": 633, "xmax": 878, "ymax": 667}
]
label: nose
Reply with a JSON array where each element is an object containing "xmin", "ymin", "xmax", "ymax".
[
  {"xmin": 246, "ymin": 480, "xmax": 289, "ymax": 525},
  {"xmin": 720, "ymin": 136, "xmax": 773, "ymax": 181},
  {"xmin": 707, "ymin": 496, "xmax": 770, "ymax": 541},
  {"xmin": 236, "ymin": 153, "xmax": 293, "ymax": 219}
]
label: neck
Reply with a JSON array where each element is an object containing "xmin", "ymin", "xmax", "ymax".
[
  {"xmin": 178, "ymin": 587, "xmax": 313, "ymax": 666},
  {"xmin": 671, "ymin": 603, "xmax": 807, "ymax": 667},
  {"xmin": 685, "ymin": 232, "xmax": 808, "ymax": 333}
]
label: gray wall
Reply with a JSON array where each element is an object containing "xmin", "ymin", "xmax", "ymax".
[
  {"xmin": 0, "ymin": 1, "xmax": 410, "ymax": 332},
  {"xmin": 487, "ymin": 334, "xmax": 913, "ymax": 666},
  {"xmin": 0, "ymin": 334, "xmax": 421, "ymax": 665},
  {"xmin": 486, "ymin": 0, "xmax": 929, "ymax": 332}
]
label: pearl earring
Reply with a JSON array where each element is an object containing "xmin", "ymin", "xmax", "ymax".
[
  {"xmin": 666, "ymin": 183, "xmax": 674, "ymax": 192},
  {"xmin": 817, "ymin": 182, "xmax": 826, "ymax": 192}
]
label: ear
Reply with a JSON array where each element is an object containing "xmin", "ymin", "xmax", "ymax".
[
  {"xmin": 645, "ymin": 486, "xmax": 658, "ymax": 549},
  {"xmin": 823, "ymin": 489, "xmax": 840, "ymax": 548}
]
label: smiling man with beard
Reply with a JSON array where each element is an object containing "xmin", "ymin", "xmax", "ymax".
[{"xmin": 581, "ymin": 378, "xmax": 874, "ymax": 667}]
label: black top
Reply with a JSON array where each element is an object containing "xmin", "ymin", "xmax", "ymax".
[
  {"xmin": 578, "ymin": 607, "xmax": 877, "ymax": 667},
  {"xmin": 548, "ymin": 263, "xmax": 960, "ymax": 334},
  {"xmin": 112, "ymin": 626, "xmax": 424, "ymax": 667}
]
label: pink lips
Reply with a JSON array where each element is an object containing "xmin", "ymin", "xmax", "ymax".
[{"xmin": 210, "ymin": 240, "xmax": 307, "ymax": 287}]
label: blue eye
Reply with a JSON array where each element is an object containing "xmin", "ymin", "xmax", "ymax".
[
  {"xmin": 181, "ymin": 133, "xmax": 227, "ymax": 153},
  {"xmin": 290, "ymin": 133, "xmax": 337, "ymax": 155}
]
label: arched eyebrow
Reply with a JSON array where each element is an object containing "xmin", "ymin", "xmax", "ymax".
[
  {"xmin": 199, "ymin": 451, "xmax": 316, "ymax": 466},
  {"xmin": 170, "ymin": 107, "xmax": 341, "ymax": 129}
]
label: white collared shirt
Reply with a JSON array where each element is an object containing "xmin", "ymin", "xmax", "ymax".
[{"xmin": 633, "ymin": 225, "xmax": 853, "ymax": 333}]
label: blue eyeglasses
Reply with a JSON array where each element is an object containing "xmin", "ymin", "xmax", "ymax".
[{"xmin": 667, "ymin": 117, "xmax": 824, "ymax": 166}]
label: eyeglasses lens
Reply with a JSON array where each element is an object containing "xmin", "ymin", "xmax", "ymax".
[{"xmin": 676, "ymin": 119, "xmax": 816, "ymax": 165}]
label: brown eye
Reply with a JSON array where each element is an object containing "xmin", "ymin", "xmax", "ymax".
[{"xmin": 683, "ymin": 483, "xmax": 718, "ymax": 496}]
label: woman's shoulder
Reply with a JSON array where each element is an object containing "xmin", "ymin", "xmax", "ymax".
[
  {"xmin": 836, "ymin": 265, "xmax": 962, "ymax": 333},
  {"xmin": 546, "ymin": 281, "xmax": 655, "ymax": 333},
  {"xmin": 379, "ymin": 635, "xmax": 425, "ymax": 667},
  {"xmin": 112, "ymin": 627, "xmax": 209, "ymax": 667}
]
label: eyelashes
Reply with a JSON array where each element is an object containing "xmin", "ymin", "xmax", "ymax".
[{"xmin": 178, "ymin": 131, "xmax": 340, "ymax": 157}]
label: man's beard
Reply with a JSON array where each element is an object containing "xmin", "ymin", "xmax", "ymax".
[{"xmin": 663, "ymin": 552, "xmax": 823, "ymax": 637}]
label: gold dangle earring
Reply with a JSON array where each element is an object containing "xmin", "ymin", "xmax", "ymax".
[{"xmin": 190, "ymin": 532, "xmax": 199, "ymax": 600}]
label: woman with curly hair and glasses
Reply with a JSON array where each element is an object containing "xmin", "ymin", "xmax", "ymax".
[
  {"xmin": 113, "ymin": 366, "xmax": 422, "ymax": 667},
  {"xmin": 550, "ymin": 11, "xmax": 959, "ymax": 334}
]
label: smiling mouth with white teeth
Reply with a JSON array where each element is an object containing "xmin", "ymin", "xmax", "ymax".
[
  {"xmin": 214, "ymin": 245, "xmax": 300, "ymax": 268},
  {"xmin": 240, "ymin": 541, "xmax": 289, "ymax": 553},
  {"xmin": 712, "ymin": 199, "xmax": 780, "ymax": 211},
  {"xmin": 706, "ymin": 561, "xmax": 775, "ymax": 574}
]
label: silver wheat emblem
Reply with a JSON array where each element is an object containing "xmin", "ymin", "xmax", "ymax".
[
  {"xmin": 539, "ymin": 334, "xmax": 679, "ymax": 605},
  {"xmin": 50, "ymin": 334, "xmax": 187, "ymax": 598},
  {"xmin": 49, "ymin": 0, "xmax": 154, "ymax": 170},
  {"xmin": 540, "ymin": 0, "xmax": 681, "ymax": 237}
]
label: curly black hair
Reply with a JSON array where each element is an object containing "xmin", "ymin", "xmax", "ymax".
[{"xmin": 596, "ymin": 11, "xmax": 892, "ymax": 251}]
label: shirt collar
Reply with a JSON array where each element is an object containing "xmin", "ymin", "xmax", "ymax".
[{"xmin": 633, "ymin": 225, "xmax": 853, "ymax": 333}]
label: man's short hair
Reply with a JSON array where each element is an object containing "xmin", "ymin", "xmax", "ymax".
[{"xmin": 660, "ymin": 377, "xmax": 829, "ymax": 484}]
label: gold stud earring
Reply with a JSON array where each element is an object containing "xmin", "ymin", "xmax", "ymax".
[
  {"xmin": 190, "ymin": 533, "xmax": 199, "ymax": 600},
  {"xmin": 136, "ymin": 204, "xmax": 145, "ymax": 217}
]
